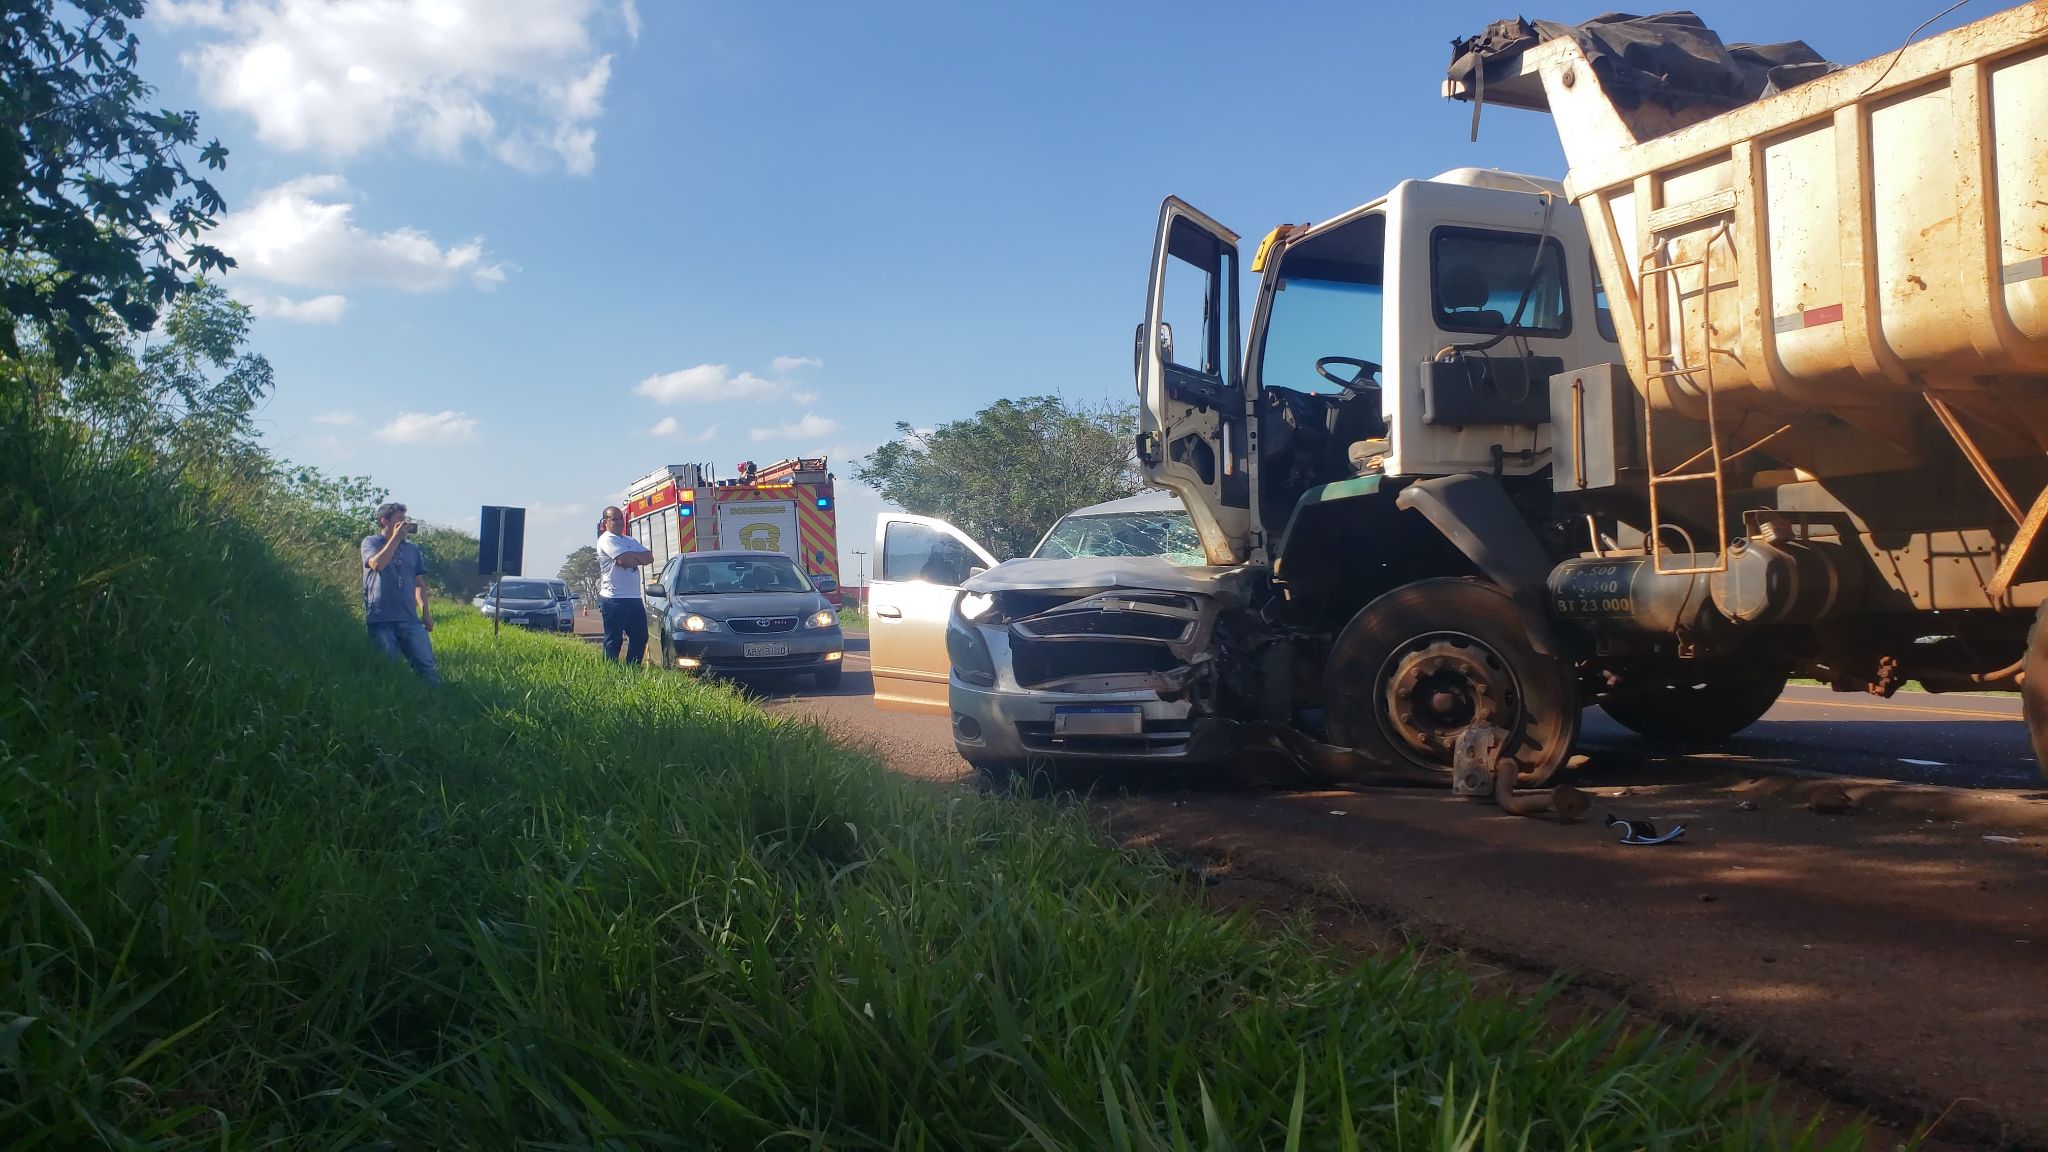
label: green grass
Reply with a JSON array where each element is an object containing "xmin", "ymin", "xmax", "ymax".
[
  {"xmin": 1, "ymin": 411, "xmax": 1881, "ymax": 1149},
  {"xmin": 836, "ymin": 603, "xmax": 869, "ymax": 631}
]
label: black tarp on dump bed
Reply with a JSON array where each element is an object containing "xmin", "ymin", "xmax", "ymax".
[{"xmin": 1447, "ymin": 11, "xmax": 1839, "ymax": 114}]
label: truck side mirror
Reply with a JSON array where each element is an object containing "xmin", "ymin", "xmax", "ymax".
[
  {"xmin": 814, "ymin": 576, "xmax": 838, "ymax": 593},
  {"xmin": 1156, "ymin": 321, "xmax": 1174, "ymax": 365}
]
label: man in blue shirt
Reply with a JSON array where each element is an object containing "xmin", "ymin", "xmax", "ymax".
[{"xmin": 361, "ymin": 501, "xmax": 439, "ymax": 684}]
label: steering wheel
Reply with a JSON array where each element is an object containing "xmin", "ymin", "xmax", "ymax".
[{"xmin": 1315, "ymin": 356, "xmax": 1382, "ymax": 393}]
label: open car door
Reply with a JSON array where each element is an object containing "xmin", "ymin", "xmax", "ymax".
[
  {"xmin": 1137, "ymin": 197, "xmax": 1251, "ymax": 565},
  {"xmin": 869, "ymin": 512, "xmax": 999, "ymax": 714}
]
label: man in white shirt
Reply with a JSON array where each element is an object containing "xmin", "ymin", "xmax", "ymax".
[{"xmin": 596, "ymin": 506, "xmax": 655, "ymax": 663}]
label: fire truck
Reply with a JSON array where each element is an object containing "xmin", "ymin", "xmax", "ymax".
[{"xmin": 622, "ymin": 458, "xmax": 842, "ymax": 603}]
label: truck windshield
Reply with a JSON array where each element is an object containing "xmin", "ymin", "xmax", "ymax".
[
  {"xmin": 675, "ymin": 556, "xmax": 812, "ymax": 594},
  {"xmin": 1261, "ymin": 278, "xmax": 1384, "ymax": 395},
  {"xmin": 1033, "ymin": 510, "xmax": 1205, "ymax": 565}
]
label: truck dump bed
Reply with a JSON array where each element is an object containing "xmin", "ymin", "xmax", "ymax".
[{"xmin": 1446, "ymin": 3, "xmax": 2048, "ymax": 432}]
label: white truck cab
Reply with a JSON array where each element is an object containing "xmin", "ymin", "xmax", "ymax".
[{"xmin": 1136, "ymin": 168, "xmax": 1620, "ymax": 568}]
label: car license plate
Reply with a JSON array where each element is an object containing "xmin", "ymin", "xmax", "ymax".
[
  {"xmin": 1053, "ymin": 705, "xmax": 1143, "ymax": 736},
  {"xmin": 743, "ymin": 642, "xmax": 790, "ymax": 658}
]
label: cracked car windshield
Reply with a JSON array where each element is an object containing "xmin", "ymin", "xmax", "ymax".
[
  {"xmin": 674, "ymin": 556, "xmax": 812, "ymax": 594},
  {"xmin": 1032, "ymin": 511, "xmax": 1205, "ymax": 565}
]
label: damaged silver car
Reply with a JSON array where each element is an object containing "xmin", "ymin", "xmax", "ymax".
[{"xmin": 868, "ymin": 492, "xmax": 1259, "ymax": 776}]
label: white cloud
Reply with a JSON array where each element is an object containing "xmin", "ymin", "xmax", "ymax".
[
  {"xmin": 376, "ymin": 410, "xmax": 478, "ymax": 443},
  {"xmin": 247, "ymin": 292, "xmax": 349, "ymax": 323},
  {"xmin": 621, "ymin": 0, "xmax": 641, "ymax": 40},
  {"xmin": 790, "ymin": 389, "xmax": 819, "ymax": 406},
  {"xmin": 771, "ymin": 355, "xmax": 822, "ymax": 374},
  {"xmin": 750, "ymin": 413, "xmax": 840, "ymax": 442},
  {"xmin": 527, "ymin": 501, "xmax": 587, "ymax": 523},
  {"xmin": 212, "ymin": 176, "xmax": 508, "ymax": 301},
  {"xmin": 158, "ymin": 0, "xmax": 624, "ymax": 174},
  {"xmin": 647, "ymin": 414, "xmax": 723, "ymax": 442},
  {"xmin": 634, "ymin": 364, "xmax": 783, "ymax": 404},
  {"xmin": 312, "ymin": 409, "xmax": 358, "ymax": 425}
]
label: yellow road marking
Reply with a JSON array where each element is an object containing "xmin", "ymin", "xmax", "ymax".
[{"xmin": 1778, "ymin": 693, "xmax": 2019, "ymax": 720}]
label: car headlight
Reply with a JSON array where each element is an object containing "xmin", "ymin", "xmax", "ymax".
[
  {"xmin": 946, "ymin": 614, "xmax": 997, "ymax": 687},
  {"xmin": 804, "ymin": 609, "xmax": 837, "ymax": 629},
  {"xmin": 681, "ymin": 614, "xmax": 721, "ymax": 633},
  {"xmin": 957, "ymin": 592, "xmax": 994, "ymax": 621}
]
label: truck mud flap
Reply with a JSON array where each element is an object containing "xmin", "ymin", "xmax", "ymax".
[{"xmin": 1394, "ymin": 473, "xmax": 1562, "ymax": 656}]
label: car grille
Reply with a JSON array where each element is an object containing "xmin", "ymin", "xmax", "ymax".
[
  {"xmin": 1013, "ymin": 612, "xmax": 1191, "ymax": 642},
  {"xmin": 1009, "ymin": 639, "xmax": 1181, "ymax": 687},
  {"xmin": 728, "ymin": 615, "xmax": 799, "ymax": 634},
  {"xmin": 1015, "ymin": 719, "xmax": 1194, "ymax": 755}
]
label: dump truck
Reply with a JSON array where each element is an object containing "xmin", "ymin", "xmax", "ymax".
[
  {"xmin": 623, "ymin": 458, "xmax": 843, "ymax": 604},
  {"xmin": 870, "ymin": 2, "xmax": 2048, "ymax": 784}
]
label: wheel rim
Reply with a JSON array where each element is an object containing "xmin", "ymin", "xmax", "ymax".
[{"xmin": 1375, "ymin": 631, "xmax": 1522, "ymax": 768}]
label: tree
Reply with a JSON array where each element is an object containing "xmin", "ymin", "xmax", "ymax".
[
  {"xmin": 55, "ymin": 279, "xmax": 271, "ymax": 454},
  {"xmin": 3, "ymin": 0, "xmax": 234, "ymax": 369},
  {"xmin": 415, "ymin": 525, "xmax": 489, "ymax": 602},
  {"xmin": 856, "ymin": 395, "xmax": 1140, "ymax": 560},
  {"xmin": 559, "ymin": 545, "xmax": 601, "ymax": 602}
]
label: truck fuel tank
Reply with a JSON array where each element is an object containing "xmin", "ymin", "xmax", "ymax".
[{"xmin": 1548, "ymin": 556, "xmax": 1713, "ymax": 634}]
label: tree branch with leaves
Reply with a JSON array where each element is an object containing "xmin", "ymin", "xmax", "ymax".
[{"xmin": 856, "ymin": 395, "xmax": 1141, "ymax": 560}]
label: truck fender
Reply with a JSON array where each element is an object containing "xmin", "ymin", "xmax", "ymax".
[{"xmin": 1393, "ymin": 473, "xmax": 1562, "ymax": 656}]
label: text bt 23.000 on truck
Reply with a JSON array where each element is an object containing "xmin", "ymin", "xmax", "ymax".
[{"xmin": 869, "ymin": 2, "xmax": 2048, "ymax": 785}]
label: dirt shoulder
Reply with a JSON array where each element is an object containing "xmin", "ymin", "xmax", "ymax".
[{"xmin": 767, "ymin": 671, "xmax": 2048, "ymax": 1149}]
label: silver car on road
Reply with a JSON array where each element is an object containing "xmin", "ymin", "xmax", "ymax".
[{"xmin": 866, "ymin": 491, "xmax": 1256, "ymax": 776}]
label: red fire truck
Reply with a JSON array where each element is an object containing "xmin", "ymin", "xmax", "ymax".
[{"xmin": 623, "ymin": 458, "xmax": 842, "ymax": 603}]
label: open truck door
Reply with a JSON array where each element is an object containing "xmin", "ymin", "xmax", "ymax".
[
  {"xmin": 1137, "ymin": 197, "xmax": 1252, "ymax": 565},
  {"xmin": 869, "ymin": 512, "xmax": 999, "ymax": 714}
]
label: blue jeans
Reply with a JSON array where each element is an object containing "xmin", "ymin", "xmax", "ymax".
[
  {"xmin": 368, "ymin": 618, "xmax": 440, "ymax": 684},
  {"xmin": 601, "ymin": 596, "xmax": 648, "ymax": 664}
]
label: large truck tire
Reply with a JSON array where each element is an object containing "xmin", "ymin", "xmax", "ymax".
[
  {"xmin": 1599, "ymin": 662, "xmax": 1787, "ymax": 744},
  {"xmin": 2024, "ymin": 600, "xmax": 2048, "ymax": 779},
  {"xmin": 1324, "ymin": 578, "xmax": 1580, "ymax": 787}
]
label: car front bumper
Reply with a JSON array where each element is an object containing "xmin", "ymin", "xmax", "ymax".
[
  {"xmin": 949, "ymin": 676, "xmax": 1242, "ymax": 763},
  {"xmin": 668, "ymin": 628, "xmax": 843, "ymax": 673}
]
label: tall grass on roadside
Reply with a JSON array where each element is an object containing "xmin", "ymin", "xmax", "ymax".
[{"xmin": 2, "ymin": 407, "xmax": 1877, "ymax": 1148}]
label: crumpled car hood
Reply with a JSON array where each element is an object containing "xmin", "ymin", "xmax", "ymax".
[{"xmin": 962, "ymin": 556, "xmax": 1257, "ymax": 605}]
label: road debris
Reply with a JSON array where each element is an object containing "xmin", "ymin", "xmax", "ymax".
[
  {"xmin": 1608, "ymin": 815, "xmax": 1686, "ymax": 845},
  {"xmin": 1451, "ymin": 724, "xmax": 1590, "ymax": 822},
  {"xmin": 1983, "ymin": 834, "xmax": 2023, "ymax": 844},
  {"xmin": 1807, "ymin": 782, "xmax": 1854, "ymax": 814}
]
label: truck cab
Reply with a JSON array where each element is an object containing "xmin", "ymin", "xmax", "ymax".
[{"xmin": 1137, "ymin": 168, "xmax": 1619, "ymax": 570}]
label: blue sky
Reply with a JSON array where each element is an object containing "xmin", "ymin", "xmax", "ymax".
[{"xmin": 135, "ymin": 0, "xmax": 1984, "ymax": 582}]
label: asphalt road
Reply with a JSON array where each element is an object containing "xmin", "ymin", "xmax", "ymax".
[
  {"xmin": 736, "ymin": 634, "xmax": 2037, "ymax": 791},
  {"xmin": 747, "ymin": 636, "xmax": 2048, "ymax": 1146}
]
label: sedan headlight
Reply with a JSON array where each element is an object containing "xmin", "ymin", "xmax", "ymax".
[
  {"xmin": 804, "ymin": 609, "xmax": 837, "ymax": 629},
  {"xmin": 681, "ymin": 614, "xmax": 721, "ymax": 633},
  {"xmin": 957, "ymin": 592, "xmax": 994, "ymax": 621}
]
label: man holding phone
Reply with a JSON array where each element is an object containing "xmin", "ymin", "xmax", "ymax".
[
  {"xmin": 596, "ymin": 505, "xmax": 654, "ymax": 664},
  {"xmin": 362, "ymin": 500, "xmax": 439, "ymax": 683}
]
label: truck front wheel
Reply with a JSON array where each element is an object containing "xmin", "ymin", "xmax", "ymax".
[
  {"xmin": 1599, "ymin": 661, "xmax": 1786, "ymax": 743},
  {"xmin": 1324, "ymin": 579, "xmax": 1580, "ymax": 787}
]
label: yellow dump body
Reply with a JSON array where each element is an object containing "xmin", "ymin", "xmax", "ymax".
[{"xmin": 1464, "ymin": 3, "xmax": 2048, "ymax": 442}]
